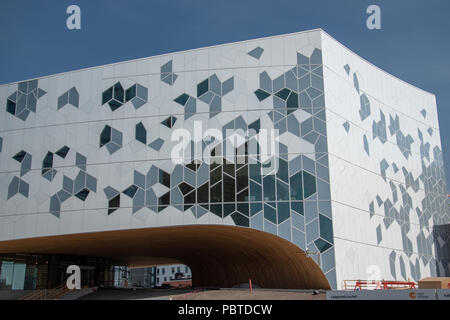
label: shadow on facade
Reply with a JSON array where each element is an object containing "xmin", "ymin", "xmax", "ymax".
[{"xmin": 433, "ymin": 224, "xmax": 450, "ymax": 277}]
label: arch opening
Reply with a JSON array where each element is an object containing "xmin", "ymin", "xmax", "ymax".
[{"xmin": 0, "ymin": 225, "xmax": 330, "ymax": 289}]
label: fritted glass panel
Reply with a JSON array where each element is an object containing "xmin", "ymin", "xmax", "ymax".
[
  {"xmin": 290, "ymin": 171, "xmax": 303, "ymax": 200},
  {"xmin": 249, "ymin": 181, "xmax": 262, "ymax": 201},
  {"xmin": 277, "ymin": 202, "xmax": 290, "ymax": 224},
  {"xmin": 277, "ymin": 158, "xmax": 289, "ymax": 183},
  {"xmin": 263, "ymin": 175, "xmax": 276, "ymax": 201},
  {"xmin": 264, "ymin": 203, "xmax": 276, "ymax": 224},
  {"xmin": 276, "ymin": 179, "xmax": 290, "ymax": 200},
  {"xmin": 303, "ymin": 171, "xmax": 316, "ymax": 199}
]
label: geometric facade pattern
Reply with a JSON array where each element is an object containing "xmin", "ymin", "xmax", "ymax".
[
  {"xmin": 41, "ymin": 146, "xmax": 70, "ymax": 181},
  {"xmin": 161, "ymin": 60, "xmax": 178, "ymax": 85},
  {"xmin": 49, "ymin": 152, "xmax": 97, "ymax": 218},
  {"xmin": 102, "ymin": 82, "xmax": 148, "ymax": 111},
  {"xmin": 57, "ymin": 87, "xmax": 79, "ymax": 110},
  {"xmin": 100, "ymin": 125, "xmax": 123, "ymax": 154},
  {"xmin": 8, "ymin": 151, "xmax": 32, "ymax": 199},
  {"xmin": 338, "ymin": 54, "xmax": 449, "ymax": 284},
  {"xmin": 0, "ymin": 29, "xmax": 448, "ymax": 290},
  {"xmin": 248, "ymin": 46, "xmax": 264, "ymax": 59},
  {"xmin": 6, "ymin": 80, "xmax": 46, "ymax": 121},
  {"xmin": 197, "ymin": 74, "xmax": 234, "ymax": 118}
]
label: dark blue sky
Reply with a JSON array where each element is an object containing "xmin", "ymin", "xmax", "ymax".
[{"xmin": 0, "ymin": 0, "xmax": 449, "ymax": 190}]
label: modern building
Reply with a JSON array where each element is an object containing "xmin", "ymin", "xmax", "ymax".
[
  {"xmin": 0, "ymin": 29, "xmax": 448, "ymax": 291},
  {"xmin": 155, "ymin": 264, "xmax": 191, "ymax": 287},
  {"xmin": 129, "ymin": 264, "xmax": 191, "ymax": 288}
]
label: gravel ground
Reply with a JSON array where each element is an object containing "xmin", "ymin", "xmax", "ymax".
[
  {"xmin": 79, "ymin": 288, "xmax": 327, "ymax": 300},
  {"xmin": 169, "ymin": 289, "xmax": 326, "ymax": 300}
]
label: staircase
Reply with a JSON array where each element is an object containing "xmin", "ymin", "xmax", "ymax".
[{"xmin": 19, "ymin": 283, "xmax": 71, "ymax": 300}]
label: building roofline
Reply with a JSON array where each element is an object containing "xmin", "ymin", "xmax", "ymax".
[
  {"xmin": 0, "ymin": 28, "xmax": 436, "ymax": 98},
  {"xmin": 0, "ymin": 29, "xmax": 322, "ymax": 88},
  {"xmin": 319, "ymin": 29, "xmax": 435, "ymax": 97}
]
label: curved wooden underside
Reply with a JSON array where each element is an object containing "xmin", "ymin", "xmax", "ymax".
[{"xmin": 0, "ymin": 225, "xmax": 330, "ymax": 289}]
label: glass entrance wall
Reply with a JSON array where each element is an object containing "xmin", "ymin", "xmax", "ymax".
[
  {"xmin": 0, "ymin": 259, "xmax": 14, "ymax": 289},
  {"xmin": 0, "ymin": 254, "xmax": 47, "ymax": 290},
  {"xmin": 0, "ymin": 253, "xmax": 121, "ymax": 290}
]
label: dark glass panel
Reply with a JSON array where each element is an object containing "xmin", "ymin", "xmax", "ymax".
[
  {"xmin": 275, "ymin": 88, "xmax": 291, "ymax": 100},
  {"xmin": 186, "ymin": 161, "xmax": 200, "ymax": 171},
  {"xmin": 178, "ymin": 182, "xmax": 194, "ymax": 195},
  {"xmin": 125, "ymin": 84, "xmax": 136, "ymax": 102},
  {"xmin": 197, "ymin": 79, "xmax": 209, "ymax": 97},
  {"xmin": 197, "ymin": 182, "xmax": 209, "ymax": 203},
  {"xmin": 159, "ymin": 169, "xmax": 170, "ymax": 188},
  {"xmin": 237, "ymin": 202, "xmax": 249, "ymax": 216},
  {"xmin": 250, "ymin": 202, "xmax": 262, "ymax": 216},
  {"xmin": 210, "ymin": 204, "xmax": 222, "ymax": 218},
  {"xmin": 113, "ymin": 82, "xmax": 124, "ymax": 102},
  {"xmin": 223, "ymin": 163, "xmax": 235, "ymax": 177},
  {"xmin": 13, "ymin": 150, "xmax": 26, "ymax": 162},
  {"xmin": 276, "ymin": 179, "xmax": 290, "ymax": 201},
  {"xmin": 223, "ymin": 203, "xmax": 235, "ymax": 217},
  {"xmin": 159, "ymin": 192, "xmax": 170, "ymax": 205},
  {"xmin": 264, "ymin": 203, "xmax": 276, "ymax": 224},
  {"xmin": 184, "ymin": 190, "xmax": 195, "ymax": 205},
  {"xmin": 254, "ymin": 89, "xmax": 270, "ymax": 101},
  {"xmin": 210, "ymin": 166, "xmax": 222, "ymax": 186},
  {"xmin": 236, "ymin": 165, "xmax": 248, "ymax": 192},
  {"xmin": 249, "ymin": 162, "xmax": 261, "ymax": 183},
  {"xmin": 75, "ymin": 188, "xmax": 90, "ymax": 201},
  {"xmin": 319, "ymin": 214, "xmax": 333, "ymax": 243},
  {"xmin": 223, "ymin": 174, "xmax": 235, "ymax": 202},
  {"xmin": 108, "ymin": 195, "xmax": 120, "ymax": 215},
  {"xmin": 277, "ymin": 158, "xmax": 289, "ymax": 183},
  {"xmin": 303, "ymin": 171, "xmax": 316, "ymax": 199},
  {"xmin": 210, "ymin": 182, "xmax": 222, "ymax": 203},
  {"xmin": 290, "ymin": 171, "xmax": 303, "ymax": 200},
  {"xmin": 42, "ymin": 152, "xmax": 53, "ymax": 169},
  {"xmin": 291, "ymin": 201, "xmax": 304, "ymax": 215},
  {"xmin": 108, "ymin": 100, "xmax": 123, "ymax": 111},
  {"xmin": 231, "ymin": 212, "xmax": 249, "ymax": 227},
  {"xmin": 123, "ymin": 185, "xmax": 138, "ymax": 198},
  {"xmin": 55, "ymin": 146, "xmax": 70, "ymax": 158},
  {"xmin": 100, "ymin": 126, "xmax": 111, "ymax": 147},
  {"xmin": 102, "ymin": 87, "xmax": 113, "ymax": 104},
  {"xmin": 314, "ymin": 238, "xmax": 332, "ymax": 253},
  {"xmin": 263, "ymin": 175, "xmax": 276, "ymax": 201},
  {"xmin": 237, "ymin": 188, "xmax": 248, "ymax": 202},
  {"xmin": 277, "ymin": 201, "xmax": 290, "ymax": 223},
  {"xmin": 6, "ymin": 100, "xmax": 16, "ymax": 114},
  {"xmin": 135, "ymin": 122, "xmax": 147, "ymax": 144},
  {"xmin": 249, "ymin": 180, "xmax": 262, "ymax": 202},
  {"xmin": 174, "ymin": 93, "xmax": 189, "ymax": 106}
]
